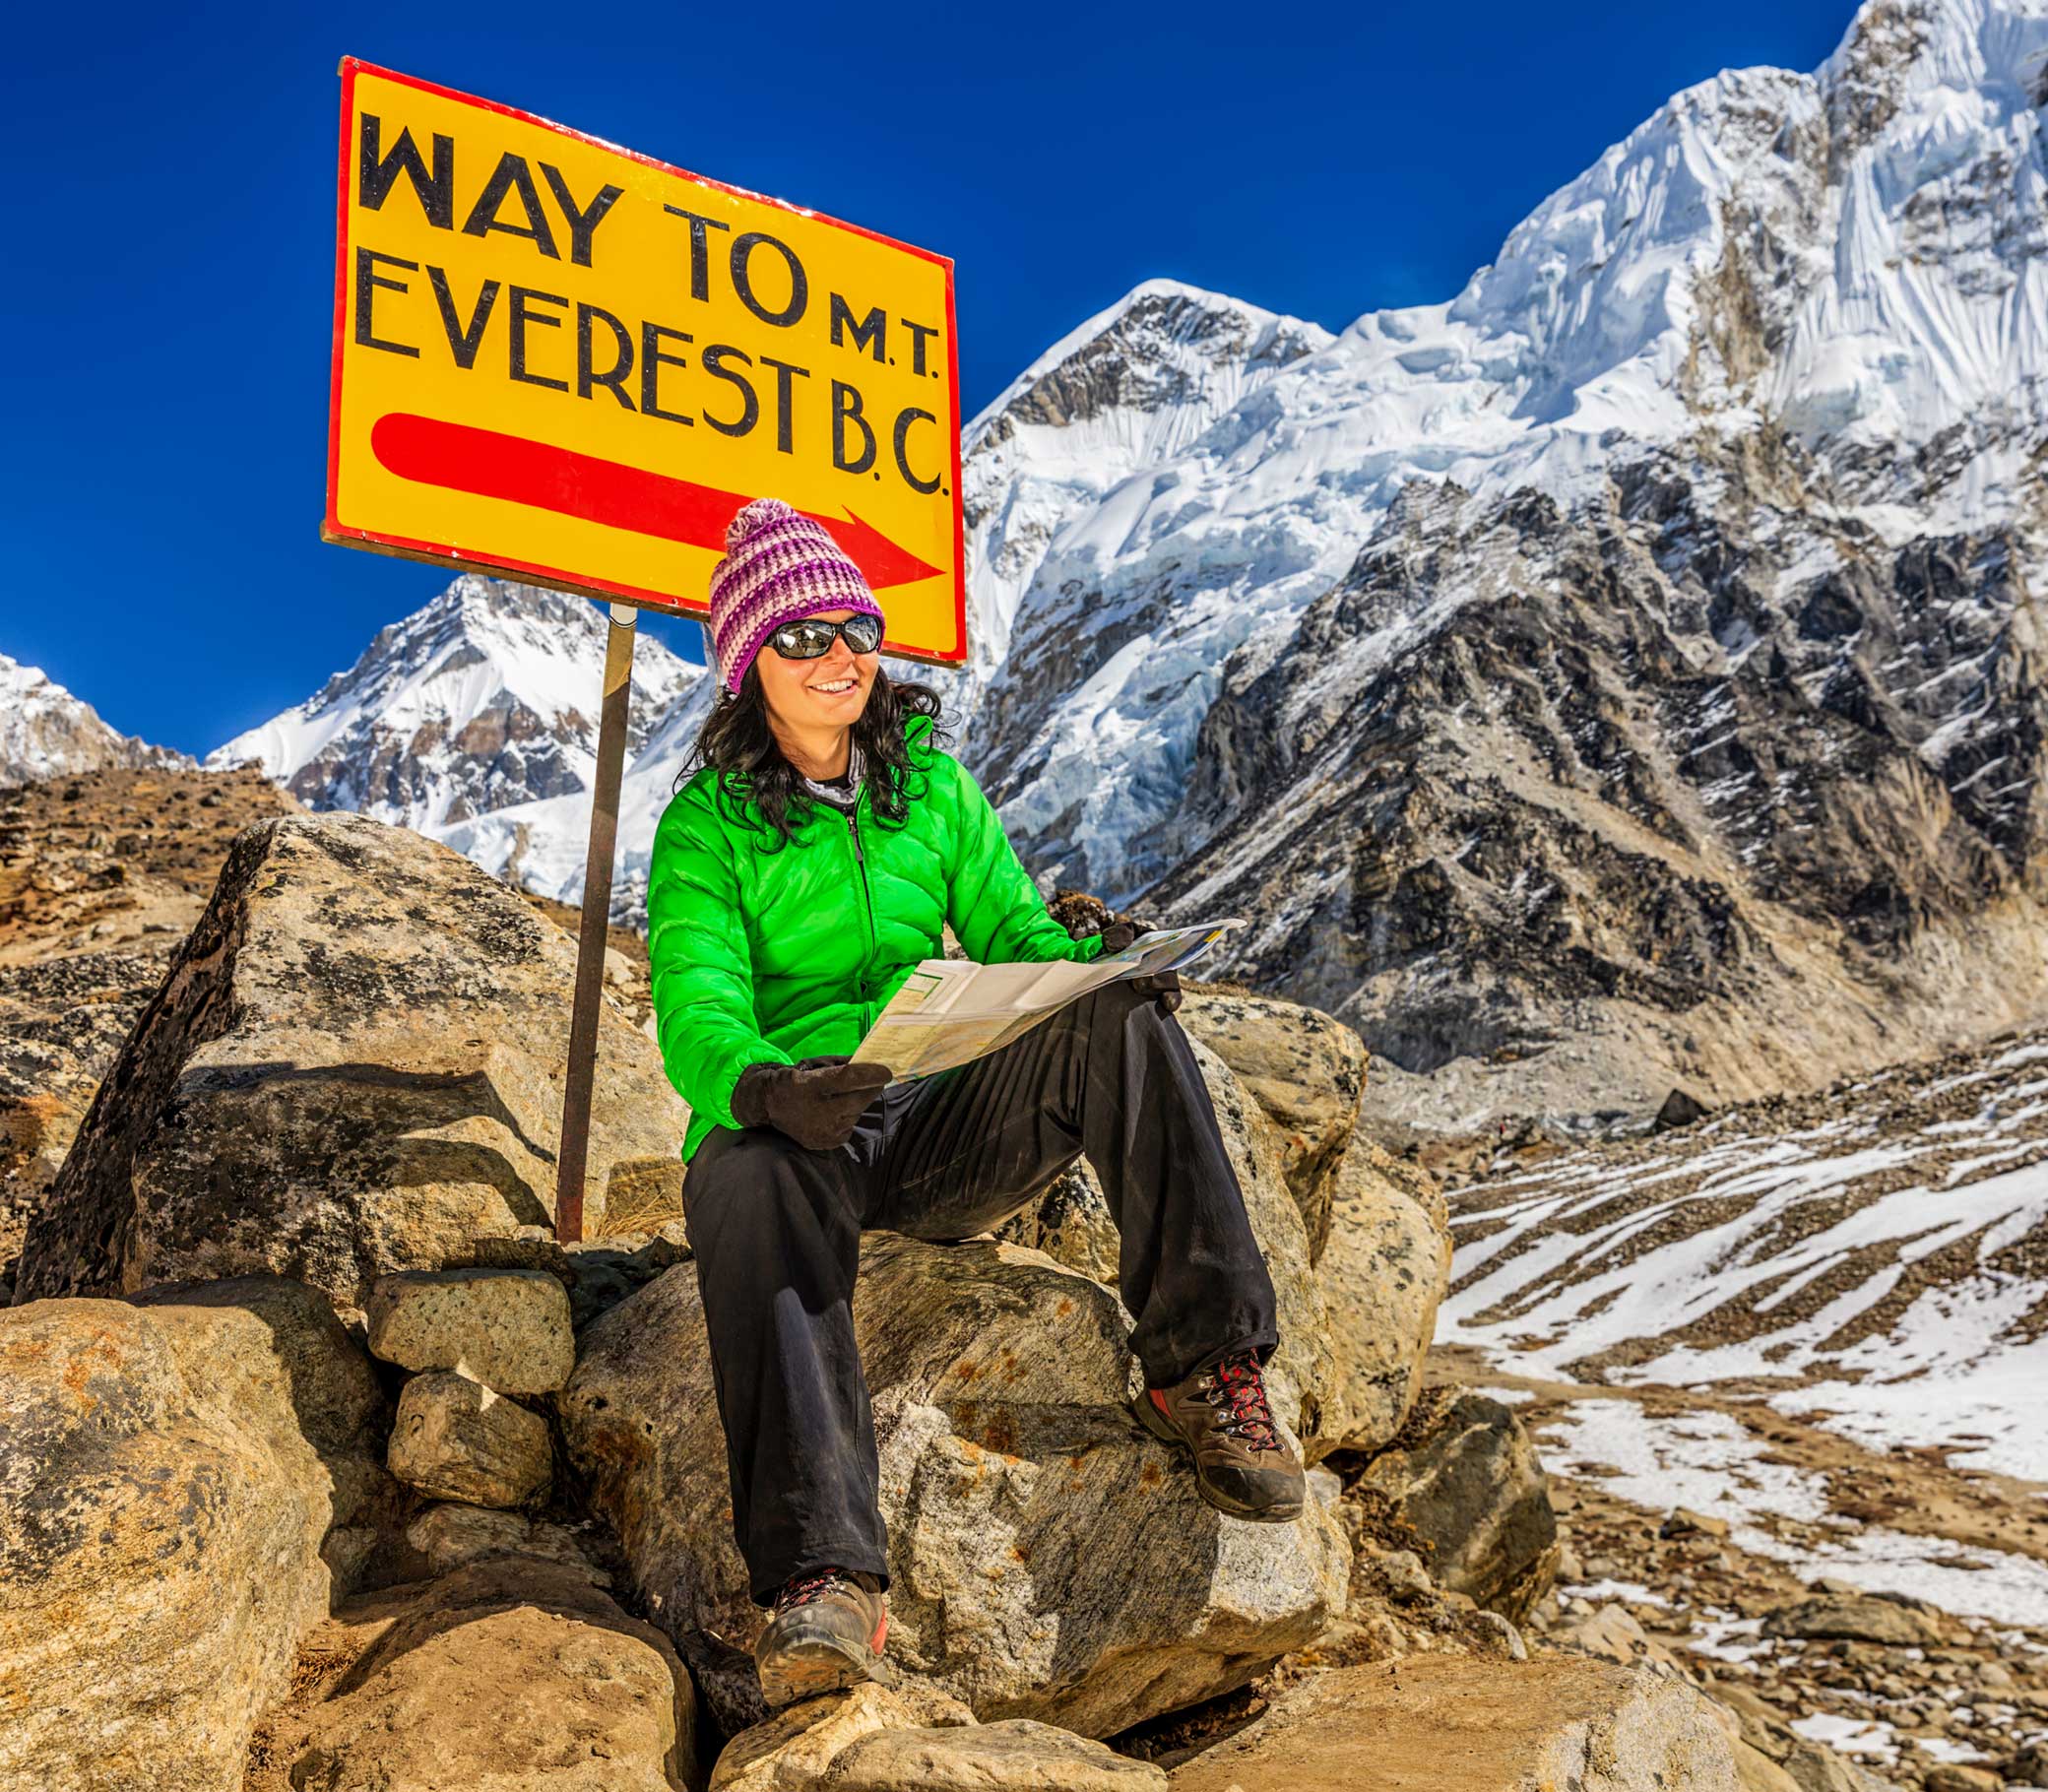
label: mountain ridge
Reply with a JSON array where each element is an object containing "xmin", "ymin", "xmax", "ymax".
[
  {"xmin": 20, "ymin": 0, "xmax": 2048, "ymax": 1133},
  {"xmin": 205, "ymin": 575, "xmax": 701, "ymax": 834},
  {"xmin": 0, "ymin": 654, "xmax": 193, "ymax": 787}
]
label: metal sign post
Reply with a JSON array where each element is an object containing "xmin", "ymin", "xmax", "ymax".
[{"xmin": 553, "ymin": 602, "xmax": 636, "ymax": 1243}]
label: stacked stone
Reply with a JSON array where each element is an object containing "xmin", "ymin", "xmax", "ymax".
[{"xmin": 364, "ymin": 1267, "xmax": 572, "ymax": 1509}]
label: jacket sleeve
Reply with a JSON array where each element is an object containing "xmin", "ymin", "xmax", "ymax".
[
  {"xmin": 646, "ymin": 790, "xmax": 793, "ymax": 1127},
  {"xmin": 943, "ymin": 755, "xmax": 1107, "ymax": 968}
]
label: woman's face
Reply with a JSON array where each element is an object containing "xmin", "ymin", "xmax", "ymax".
[{"xmin": 756, "ymin": 608, "xmax": 880, "ymax": 733}]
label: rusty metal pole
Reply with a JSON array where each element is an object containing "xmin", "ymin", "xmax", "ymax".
[{"xmin": 555, "ymin": 601, "xmax": 638, "ymax": 1244}]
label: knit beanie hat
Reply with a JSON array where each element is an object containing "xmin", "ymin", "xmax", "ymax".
[{"xmin": 707, "ymin": 498, "xmax": 886, "ymax": 696}]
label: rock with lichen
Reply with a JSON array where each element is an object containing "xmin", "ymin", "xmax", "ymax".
[
  {"xmin": 16, "ymin": 813, "xmax": 683, "ymax": 1308},
  {"xmin": 559, "ymin": 1230, "xmax": 1349, "ymax": 1742}
]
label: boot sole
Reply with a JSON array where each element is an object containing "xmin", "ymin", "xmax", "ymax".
[
  {"xmin": 1132, "ymin": 1391, "xmax": 1305, "ymax": 1523},
  {"xmin": 755, "ymin": 1625, "xmax": 897, "ymax": 1708}
]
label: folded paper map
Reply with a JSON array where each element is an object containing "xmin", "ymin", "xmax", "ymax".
[{"xmin": 858, "ymin": 921, "xmax": 1245, "ymax": 1081}]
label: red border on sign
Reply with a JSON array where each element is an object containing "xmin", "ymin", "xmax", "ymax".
[{"xmin": 323, "ymin": 56, "xmax": 968, "ymax": 661}]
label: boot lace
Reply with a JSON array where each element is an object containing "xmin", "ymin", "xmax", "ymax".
[
  {"xmin": 1201, "ymin": 1348, "xmax": 1279, "ymax": 1451},
  {"xmin": 774, "ymin": 1568, "xmax": 856, "ymax": 1615}
]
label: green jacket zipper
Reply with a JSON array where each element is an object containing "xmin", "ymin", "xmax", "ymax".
[{"xmin": 843, "ymin": 792, "xmax": 879, "ymax": 1028}]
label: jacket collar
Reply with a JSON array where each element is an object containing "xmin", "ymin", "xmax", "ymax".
[{"xmin": 708, "ymin": 711, "xmax": 936, "ymax": 816}]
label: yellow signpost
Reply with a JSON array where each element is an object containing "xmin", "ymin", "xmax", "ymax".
[
  {"xmin": 327, "ymin": 56, "xmax": 963, "ymax": 652},
  {"xmin": 324, "ymin": 58, "xmax": 966, "ymax": 1240}
]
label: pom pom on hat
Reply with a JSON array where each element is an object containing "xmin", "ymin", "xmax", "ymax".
[
  {"xmin": 726, "ymin": 495, "xmax": 797, "ymax": 551},
  {"xmin": 707, "ymin": 497, "xmax": 886, "ymax": 695}
]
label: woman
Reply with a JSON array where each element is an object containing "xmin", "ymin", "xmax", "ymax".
[{"xmin": 647, "ymin": 496, "xmax": 1301, "ymax": 1710}]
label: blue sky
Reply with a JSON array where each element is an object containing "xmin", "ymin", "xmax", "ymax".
[{"xmin": 1, "ymin": 1, "xmax": 1855, "ymax": 756}]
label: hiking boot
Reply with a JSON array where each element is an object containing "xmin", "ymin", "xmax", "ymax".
[
  {"xmin": 753, "ymin": 1567, "xmax": 891, "ymax": 1707},
  {"xmin": 1133, "ymin": 1345, "xmax": 1305, "ymax": 1521}
]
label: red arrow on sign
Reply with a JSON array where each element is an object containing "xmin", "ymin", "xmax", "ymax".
[{"xmin": 369, "ymin": 413, "xmax": 945, "ymax": 590}]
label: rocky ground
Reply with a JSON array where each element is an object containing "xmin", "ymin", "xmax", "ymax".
[
  {"xmin": 1436, "ymin": 1019, "xmax": 2048, "ymax": 1477},
  {"xmin": 6, "ymin": 801, "xmax": 1555, "ymax": 1791},
  {"xmin": 3, "ymin": 786, "xmax": 2037, "ymax": 1790},
  {"xmin": 1420, "ymin": 1360, "xmax": 2048, "ymax": 1791},
  {"xmin": 1427, "ymin": 1025, "xmax": 2048, "ymax": 1790},
  {"xmin": 1171, "ymin": 438, "xmax": 2048, "ymax": 1138}
]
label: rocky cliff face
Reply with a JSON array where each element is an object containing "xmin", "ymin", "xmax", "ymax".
[
  {"xmin": 954, "ymin": 0, "xmax": 2048, "ymax": 1122},
  {"xmin": 1154, "ymin": 434, "xmax": 2048, "ymax": 1124}
]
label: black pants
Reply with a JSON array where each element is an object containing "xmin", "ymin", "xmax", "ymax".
[{"xmin": 680, "ymin": 980, "xmax": 1281, "ymax": 1606}]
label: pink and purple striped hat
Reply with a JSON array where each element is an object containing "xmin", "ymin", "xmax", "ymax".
[{"xmin": 707, "ymin": 497, "xmax": 886, "ymax": 696}]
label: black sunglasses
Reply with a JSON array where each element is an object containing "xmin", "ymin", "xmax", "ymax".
[{"xmin": 770, "ymin": 614, "xmax": 884, "ymax": 659}]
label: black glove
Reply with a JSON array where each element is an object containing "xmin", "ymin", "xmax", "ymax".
[
  {"xmin": 731, "ymin": 1055, "xmax": 891, "ymax": 1151},
  {"xmin": 1085, "ymin": 920, "xmax": 1183, "ymax": 1014}
]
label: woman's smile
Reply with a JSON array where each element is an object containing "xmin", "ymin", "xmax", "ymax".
[{"xmin": 765, "ymin": 608, "xmax": 880, "ymax": 727}]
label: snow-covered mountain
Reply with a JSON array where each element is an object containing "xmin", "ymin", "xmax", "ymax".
[
  {"xmin": 967, "ymin": 0, "xmax": 2048, "ymax": 902},
  {"xmin": 218, "ymin": 0, "xmax": 2048, "ymax": 1124},
  {"xmin": 207, "ymin": 577, "xmax": 701, "ymax": 835},
  {"xmin": 949, "ymin": 284, "xmax": 1334, "ymax": 736},
  {"xmin": 432, "ymin": 656, "xmax": 718, "ymax": 925},
  {"xmin": 0, "ymin": 656, "xmax": 191, "ymax": 786},
  {"xmin": 956, "ymin": 0, "xmax": 2048, "ymax": 1120}
]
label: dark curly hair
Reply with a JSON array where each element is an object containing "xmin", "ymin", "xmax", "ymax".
[{"xmin": 672, "ymin": 661, "xmax": 955, "ymax": 852}]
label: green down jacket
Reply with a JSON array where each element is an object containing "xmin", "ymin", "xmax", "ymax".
[{"xmin": 647, "ymin": 710, "xmax": 1108, "ymax": 1165}]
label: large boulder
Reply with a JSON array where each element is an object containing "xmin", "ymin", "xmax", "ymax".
[
  {"xmin": 260, "ymin": 1557, "xmax": 696, "ymax": 1792},
  {"xmin": 405, "ymin": 1502, "xmax": 598, "ymax": 1574},
  {"xmin": 711, "ymin": 1683, "xmax": 976, "ymax": 1791},
  {"xmin": 0, "ymin": 1278, "xmax": 388, "ymax": 1791},
  {"xmin": 16, "ymin": 814, "xmax": 684, "ymax": 1308},
  {"xmin": 1358, "ymin": 1390, "xmax": 1560, "ymax": 1624},
  {"xmin": 1347, "ymin": 1130, "xmax": 1451, "ymax": 1248},
  {"xmin": 132, "ymin": 1273, "xmax": 395, "ymax": 1549},
  {"xmin": 1177, "ymin": 989, "xmax": 1368, "ymax": 1262},
  {"xmin": 826, "ymin": 1722, "xmax": 1166, "ymax": 1790},
  {"xmin": 1166, "ymin": 1655, "xmax": 1738, "ymax": 1792},
  {"xmin": 1313, "ymin": 1140, "xmax": 1451, "ymax": 1456},
  {"xmin": 1182, "ymin": 1031, "xmax": 1337, "ymax": 1445},
  {"xmin": 1759, "ymin": 1591, "xmax": 1952, "ymax": 1648},
  {"xmin": 558, "ymin": 1234, "xmax": 1349, "ymax": 1740},
  {"xmin": 995, "ymin": 1161, "xmax": 1120, "ymax": 1287},
  {"xmin": 458, "ymin": 1226, "xmax": 692, "ymax": 1331}
]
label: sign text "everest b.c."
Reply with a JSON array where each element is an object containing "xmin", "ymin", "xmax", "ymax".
[{"xmin": 326, "ymin": 60, "xmax": 965, "ymax": 663}]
